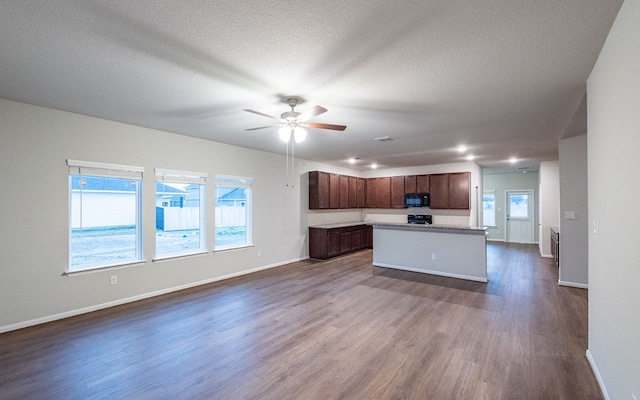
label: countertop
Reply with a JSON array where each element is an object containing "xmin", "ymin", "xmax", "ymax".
[
  {"xmin": 372, "ymin": 222, "xmax": 488, "ymax": 235},
  {"xmin": 309, "ymin": 221, "xmax": 368, "ymax": 229},
  {"xmin": 309, "ymin": 221, "xmax": 487, "ymax": 235}
]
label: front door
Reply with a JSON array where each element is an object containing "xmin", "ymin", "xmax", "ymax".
[{"xmin": 506, "ymin": 190, "xmax": 534, "ymax": 243}]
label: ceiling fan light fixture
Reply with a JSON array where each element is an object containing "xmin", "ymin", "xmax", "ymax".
[
  {"xmin": 294, "ymin": 126, "xmax": 307, "ymax": 143},
  {"xmin": 278, "ymin": 126, "xmax": 292, "ymax": 143}
]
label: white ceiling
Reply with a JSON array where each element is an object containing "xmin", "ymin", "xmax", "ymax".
[{"xmin": 0, "ymin": 1, "xmax": 623, "ymax": 172}]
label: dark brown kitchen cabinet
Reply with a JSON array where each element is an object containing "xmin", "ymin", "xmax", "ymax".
[
  {"xmin": 348, "ymin": 176, "xmax": 357, "ymax": 208},
  {"xmin": 329, "ymin": 173, "xmax": 340, "ymax": 209},
  {"xmin": 366, "ymin": 178, "xmax": 377, "ymax": 208},
  {"xmin": 377, "ymin": 177, "xmax": 391, "ymax": 208},
  {"xmin": 429, "ymin": 173, "xmax": 449, "ymax": 209},
  {"xmin": 356, "ymin": 178, "xmax": 366, "ymax": 208},
  {"xmin": 404, "ymin": 175, "xmax": 417, "ymax": 194},
  {"xmin": 309, "ymin": 225, "xmax": 369, "ymax": 259},
  {"xmin": 416, "ymin": 175, "xmax": 430, "ymax": 193},
  {"xmin": 340, "ymin": 229, "xmax": 351, "ymax": 253},
  {"xmin": 390, "ymin": 176, "xmax": 405, "ymax": 208},
  {"xmin": 550, "ymin": 227, "xmax": 559, "ymax": 267},
  {"xmin": 339, "ymin": 175, "xmax": 349, "ymax": 209},
  {"xmin": 309, "ymin": 171, "xmax": 330, "ymax": 209},
  {"xmin": 364, "ymin": 225, "xmax": 373, "ymax": 248},
  {"xmin": 309, "ymin": 170, "xmax": 470, "ymax": 211},
  {"xmin": 448, "ymin": 172, "xmax": 470, "ymax": 209}
]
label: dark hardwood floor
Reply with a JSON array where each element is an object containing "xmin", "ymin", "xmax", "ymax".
[{"xmin": 0, "ymin": 243, "xmax": 601, "ymax": 399}]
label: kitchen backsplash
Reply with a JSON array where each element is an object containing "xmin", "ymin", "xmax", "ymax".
[{"xmin": 308, "ymin": 208, "xmax": 472, "ymax": 227}]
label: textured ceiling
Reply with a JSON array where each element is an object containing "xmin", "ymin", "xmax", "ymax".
[{"xmin": 0, "ymin": 1, "xmax": 623, "ymax": 172}]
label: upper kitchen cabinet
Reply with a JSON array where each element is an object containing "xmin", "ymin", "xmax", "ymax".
[
  {"xmin": 390, "ymin": 176, "xmax": 405, "ymax": 208},
  {"xmin": 429, "ymin": 172, "xmax": 471, "ymax": 209},
  {"xmin": 309, "ymin": 170, "xmax": 470, "ymax": 210},
  {"xmin": 404, "ymin": 175, "xmax": 417, "ymax": 194},
  {"xmin": 329, "ymin": 173, "xmax": 340, "ymax": 209},
  {"xmin": 309, "ymin": 171, "xmax": 330, "ymax": 209},
  {"xmin": 365, "ymin": 178, "xmax": 378, "ymax": 208},
  {"xmin": 448, "ymin": 172, "xmax": 471, "ymax": 209},
  {"xmin": 416, "ymin": 175, "xmax": 430, "ymax": 193},
  {"xmin": 348, "ymin": 176, "xmax": 358, "ymax": 208},
  {"xmin": 339, "ymin": 175, "xmax": 349, "ymax": 209},
  {"xmin": 429, "ymin": 174, "xmax": 449, "ymax": 209},
  {"xmin": 376, "ymin": 177, "xmax": 391, "ymax": 208},
  {"xmin": 356, "ymin": 178, "xmax": 366, "ymax": 208}
]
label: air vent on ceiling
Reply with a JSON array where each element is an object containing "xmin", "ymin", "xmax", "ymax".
[
  {"xmin": 373, "ymin": 136, "xmax": 394, "ymax": 142},
  {"xmin": 518, "ymin": 166, "xmax": 531, "ymax": 170}
]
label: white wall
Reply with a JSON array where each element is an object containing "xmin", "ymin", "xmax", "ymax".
[
  {"xmin": 0, "ymin": 99, "xmax": 345, "ymax": 331},
  {"xmin": 0, "ymin": 98, "xmax": 483, "ymax": 332},
  {"xmin": 558, "ymin": 135, "xmax": 588, "ymax": 287},
  {"xmin": 482, "ymin": 172, "xmax": 540, "ymax": 242},
  {"xmin": 538, "ymin": 161, "xmax": 560, "ymax": 257},
  {"xmin": 587, "ymin": 0, "xmax": 640, "ymax": 398}
]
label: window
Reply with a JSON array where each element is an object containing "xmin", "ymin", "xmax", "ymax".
[
  {"xmin": 508, "ymin": 193, "xmax": 529, "ymax": 219},
  {"xmin": 483, "ymin": 190, "xmax": 496, "ymax": 226},
  {"xmin": 155, "ymin": 168, "xmax": 207, "ymax": 258},
  {"xmin": 68, "ymin": 160, "xmax": 144, "ymax": 271},
  {"xmin": 214, "ymin": 175, "xmax": 252, "ymax": 250}
]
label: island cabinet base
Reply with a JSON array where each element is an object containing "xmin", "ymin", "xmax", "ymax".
[{"xmin": 372, "ymin": 224, "xmax": 488, "ymax": 282}]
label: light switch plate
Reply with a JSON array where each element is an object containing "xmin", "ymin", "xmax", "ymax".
[{"xmin": 565, "ymin": 211, "xmax": 575, "ymax": 220}]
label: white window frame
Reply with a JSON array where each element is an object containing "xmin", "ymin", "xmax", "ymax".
[
  {"xmin": 483, "ymin": 190, "xmax": 497, "ymax": 227},
  {"xmin": 214, "ymin": 174, "xmax": 253, "ymax": 251},
  {"xmin": 67, "ymin": 159, "xmax": 144, "ymax": 273},
  {"xmin": 154, "ymin": 168, "xmax": 207, "ymax": 260}
]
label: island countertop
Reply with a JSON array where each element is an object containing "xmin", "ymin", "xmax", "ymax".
[{"xmin": 371, "ymin": 222, "xmax": 488, "ymax": 235}]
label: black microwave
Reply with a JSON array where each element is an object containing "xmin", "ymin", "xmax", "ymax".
[{"xmin": 404, "ymin": 193, "xmax": 430, "ymax": 208}]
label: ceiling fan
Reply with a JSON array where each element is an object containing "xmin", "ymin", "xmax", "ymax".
[{"xmin": 243, "ymin": 97, "xmax": 346, "ymax": 143}]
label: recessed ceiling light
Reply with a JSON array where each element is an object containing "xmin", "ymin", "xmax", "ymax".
[
  {"xmin": 510, "ymin": 157, "xmax": 518, "ymax": 164},
  {"xmin": 371, "ymin": 163, "xmax": 378, "ymax": 169},
  {"xmin": 466, "ymin": 154, "xmax": 475, "ymax": 161},
  {"xmin": 457, "ymin": 145, "xmax": 467, "ymax": 153},
  {"xmin": 347, "ymin": 157, "xmax": 360, "ymax": 164}
]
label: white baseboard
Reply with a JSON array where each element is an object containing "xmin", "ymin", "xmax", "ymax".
[
  {"xmin": 586, "ymin": 349, "xmax": 610, "ymax": 400},
  {"xmin": 540, "ymin": 253, "xmax": 553, "ymax": 259},
  {"xmin": 0, "ymin": 257, "xmax": 306, "ymax": 334},
  {"xmin": 558, "ymin": 280, "xmax": 588, "ymax": 289},
  {"xmin": 372, "ymin": 262, "xmax": 488, "ymax": 283},
  {"xmin": 486, "ymin": 238, "xmax": 505, "ymax": 242}
]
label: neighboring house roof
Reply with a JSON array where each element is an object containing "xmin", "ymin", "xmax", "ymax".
[
  {"xmin": 217, "ymin": 187, "xmax": 245, "ymax": 200},
  {"xmin": 156, "ymin": 183, "xmax": 187, "ymax": 194}
]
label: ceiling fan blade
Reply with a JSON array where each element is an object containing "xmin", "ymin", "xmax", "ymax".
[
  {"xmin": 306, "ymin": 122, "xmax": 347, "ymax": 131},
  {"xmin": 243, "ymin": 109, "xmax": 279, "ymax": 120},
  {"xmin": 245, "ymin": 125, "xmax": 279, "ymax": 131},
  {"xmin": 297, "ymin": 105, "xmax": 327, "ymax": 121}
]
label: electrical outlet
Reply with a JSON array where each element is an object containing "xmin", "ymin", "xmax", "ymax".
[
  {"xmin": 593, "ymin": 219, "xmax": 599, "ymax": 235},
  {"xmin": 431, "ymin": 253, "xmax": 436, "ymax": 260},
  {"xmin": 257, "ymin": 250, "xmax": 261, "ymax": 257},
  {"xmin": 110, "ymin": 275, "xmax": 117, "ymax": 285}
]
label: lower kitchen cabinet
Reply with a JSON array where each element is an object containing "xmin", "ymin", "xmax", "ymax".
[
  {"xmin": 309, "ymin": 224, "xmax": 370, "ymax": 259},
  {"xmin": 550, "ymin": 227, "xmax": 559, "ymax": 267}
]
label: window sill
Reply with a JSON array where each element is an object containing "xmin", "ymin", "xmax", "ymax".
[
  {"xmin": 213, "ymin": 244, "xmax": 254, "ymax": 253},
  {"xmin": 152, "ymin": 251, "xmax": 208, "ymax": 263},
  {"xmin": 64, "ymin": 260, "xmax": 146, "ymax": 277}
]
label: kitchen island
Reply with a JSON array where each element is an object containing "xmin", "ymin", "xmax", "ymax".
[{"xmin": 372, "ymin": 223, "xmax": 488, "ymax": 282}]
